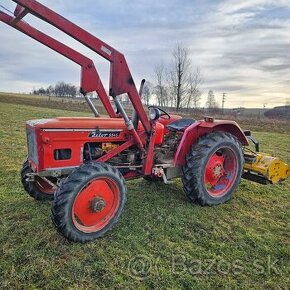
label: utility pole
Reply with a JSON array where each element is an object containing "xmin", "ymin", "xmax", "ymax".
[{"xmin": 222, "ymin": 93, "xmax": 226, "ymax": 115}]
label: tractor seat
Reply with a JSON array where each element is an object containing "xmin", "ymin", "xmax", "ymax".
[{"xmin": 166, "ymin": 118, "xmax": 196, "ymax": 132}]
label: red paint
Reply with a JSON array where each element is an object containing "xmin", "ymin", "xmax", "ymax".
[
  {"xmin": 0, "ymin": 1, "xmax": 249, "ymax": 181},
  {"xmin": 26, "ymin": 119, "xmax": 150, "ymax": 172},
  {"xmin": 0, "ymin": 11, "xmax": 117, "ymax": 118},
  {"xmin": 204, "ymin": 148, "xmax": 238, "ymax": 197},
  {"xmin": 144, "ymin": 122, "xmax": 157, "ymax": 175},
  {"xmin": 2, "ymin": 0, "xmax": 151, "ymax": 133},
  {"xmin": 72, "ymin": 177, "xmax": 120, "ymax": 232},
  {"xmin": 174, "ymin": 120, "xmax": 248, "ymax": 166},
  {"xmin": 205, "ymin": 154, "xmax": 225, "ymax": 187}
]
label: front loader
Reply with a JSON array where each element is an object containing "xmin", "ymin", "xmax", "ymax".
[{"xmin": 0, "ymin": 0, "xmax": 289, "ymax": 243}]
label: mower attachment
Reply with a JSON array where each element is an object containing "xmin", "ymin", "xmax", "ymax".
[{"xmin": 243, "ymin": 152, "xmax": 290, "ymax": 184}]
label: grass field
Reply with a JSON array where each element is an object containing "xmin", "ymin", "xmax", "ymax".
[{"xmin": 0, "ymin": 97, "xmax": 289, "ymax": 289}]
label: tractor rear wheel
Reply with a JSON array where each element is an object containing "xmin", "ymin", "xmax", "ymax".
[
  {"xmin": 182, "ymin": 132, "xmax": 244, "ymax": 206},
  {"xmin": 51, "ymin": 163, "xmax": 126, "ymax": 243},
  {"xmin": 21, "ymin": 160, "xmax": 57, "ymax": 201}
]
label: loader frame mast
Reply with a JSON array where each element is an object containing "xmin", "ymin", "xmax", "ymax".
[{"xmin": 0, "ymin": 0, "xmax": 151, "ymax": 136}]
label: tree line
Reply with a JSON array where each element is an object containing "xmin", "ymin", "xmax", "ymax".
[
  {"xmin": 32, "ymin": 82, "xmax": 78, "ymax": 98},
  {"xmin": 140, "ymin": 44, "xmax": 222, "ymax": 113},
  {"xmin": 32, "ymin": 44, "xmax": 223, "ymax": 113}
]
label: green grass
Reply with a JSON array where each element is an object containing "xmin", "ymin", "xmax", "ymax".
[{"xmin": 0, "ymin": 101, "xmax": 289, "ymax": 290}]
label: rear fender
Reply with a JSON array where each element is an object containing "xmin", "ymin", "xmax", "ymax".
[{"xmin": 173, "ymin": 120, "xmax": 249, "ymax": 166}]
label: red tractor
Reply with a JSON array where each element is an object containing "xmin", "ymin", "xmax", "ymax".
[{"xmin": 1, "ymin": 0, "xmax": 289, "ymax": 243}]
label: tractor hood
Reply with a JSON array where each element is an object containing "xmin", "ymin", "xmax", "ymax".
[{"xmin": 26, "ymin": 117, "xmax": 130, "ymax": 130}]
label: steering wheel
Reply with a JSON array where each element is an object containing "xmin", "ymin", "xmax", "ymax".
[{"xmin": 148, "ymin": 106, "xmax": 171, "ymax": 120}]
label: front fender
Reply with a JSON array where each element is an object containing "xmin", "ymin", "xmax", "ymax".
[{"xmin": 173, "ymin": 120, "xmax": 248, "ymax": 167}]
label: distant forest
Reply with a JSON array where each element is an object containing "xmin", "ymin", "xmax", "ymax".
[{"xmin": 32, "ymin": 82, "xmax": 78, "ymax": 98}]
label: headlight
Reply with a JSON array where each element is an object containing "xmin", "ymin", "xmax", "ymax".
[{"xmin": 149, "ymin": 108, "xmax": 160, "ymax": 120}]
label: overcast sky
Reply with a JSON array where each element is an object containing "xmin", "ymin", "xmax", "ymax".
[{"xmin": 1, "ymin": 0, "xmax": 290, "ymax": 108}]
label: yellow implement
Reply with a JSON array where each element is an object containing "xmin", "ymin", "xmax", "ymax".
[{"xmin": 243, "ymin": 152, "xmax": 290, "ymax": 184}]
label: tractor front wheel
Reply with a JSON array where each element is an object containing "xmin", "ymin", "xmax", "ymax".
[
  {"xmin": 51, "ymin": 163, "xmax": 127, "ymax": 243},
  {"xmin": 21, "ymin": 160, "xmax": 57, "ymax": 201},
  {"xmin": 182, "ymin": 132, "xmax": 244, "ymax": 206}
]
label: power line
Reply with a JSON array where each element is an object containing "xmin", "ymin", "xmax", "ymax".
[{"xmin": 222, "ymin": 93, "xmax": 226, "ymax": 115}]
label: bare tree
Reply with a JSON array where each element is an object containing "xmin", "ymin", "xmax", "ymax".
[
  {"xmin": 154, "ymin": 63, "xmax": 167, "ymax": 107},
  {"xmin": 38, "ymin": 87, "xmax": 46, "ymax": 95},
  {"xmin": 170, "ymin": 44, "xmax": 191, "ymax": 112},
  {"xmin": 166, "ymin": 72, "xmax": 176, "ymax": 107},
  {"xmin": 206, "ymin": 90, "xmax": 219, "ymax": 113},
  {"xmin": 54, "ymin": 82, "xmax": 77, "ymax": 98},
  {"xmin": 152, "ymin": 44, "xmax": 202, "ymax": 110},
  {"xmin": 185, "ymin": 69, "xmax": 202, "ymax": 110},
  {"xmin": 47, "ymin": 85, "xmax": 55, "ymax": 101},
  {"xmin": 141, "ymin": 81, "xmax": 153, "ymax": 106},
  {"xmin": 286, "ymin": 98, "xmax": 290, "ymax": 106}
]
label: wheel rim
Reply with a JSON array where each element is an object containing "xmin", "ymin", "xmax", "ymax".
[
  {"xmin": 34, "ymin": 176, "xmax": 56, "ymax": 195},
  {"xmin": 72, "ymin": 177, "xmax": 120, "ymax": 233},
  {"xmin": 204, "ymin": 147, "xmax": 238, "ymax": 197}
]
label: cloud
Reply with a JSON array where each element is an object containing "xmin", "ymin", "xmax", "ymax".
[{"xmin": 0, "ymin": 0, "xmax": 290, "ymax": 107}]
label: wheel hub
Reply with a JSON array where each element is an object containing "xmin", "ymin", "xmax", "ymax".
[
  {"xmin": 206, "ymin": 154, "xmax": 225, "ymax": 186},
  {"xmin": 204, "ymin": 147, "xmax": 239, "ymax": 197},
  {"xmin": 213, "ymin": 164, "xmax": 224, "ymax": 178},
  {"xmin": 90, "ymin": 197, "xmax": 106, "ymax": 213}
]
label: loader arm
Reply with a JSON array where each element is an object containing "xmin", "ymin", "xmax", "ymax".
[
  {"xmin": 0, "ymin": 0, "xmax": 151, "ymax": 133},
  {"xmin": 0, "ymin": 11, "xmax": 116, "ymax": 118}
]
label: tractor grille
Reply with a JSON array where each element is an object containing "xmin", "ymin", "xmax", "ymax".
[{"xmin": 26, "ymin": 128, "xmax": 38, "ymax": 164}]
